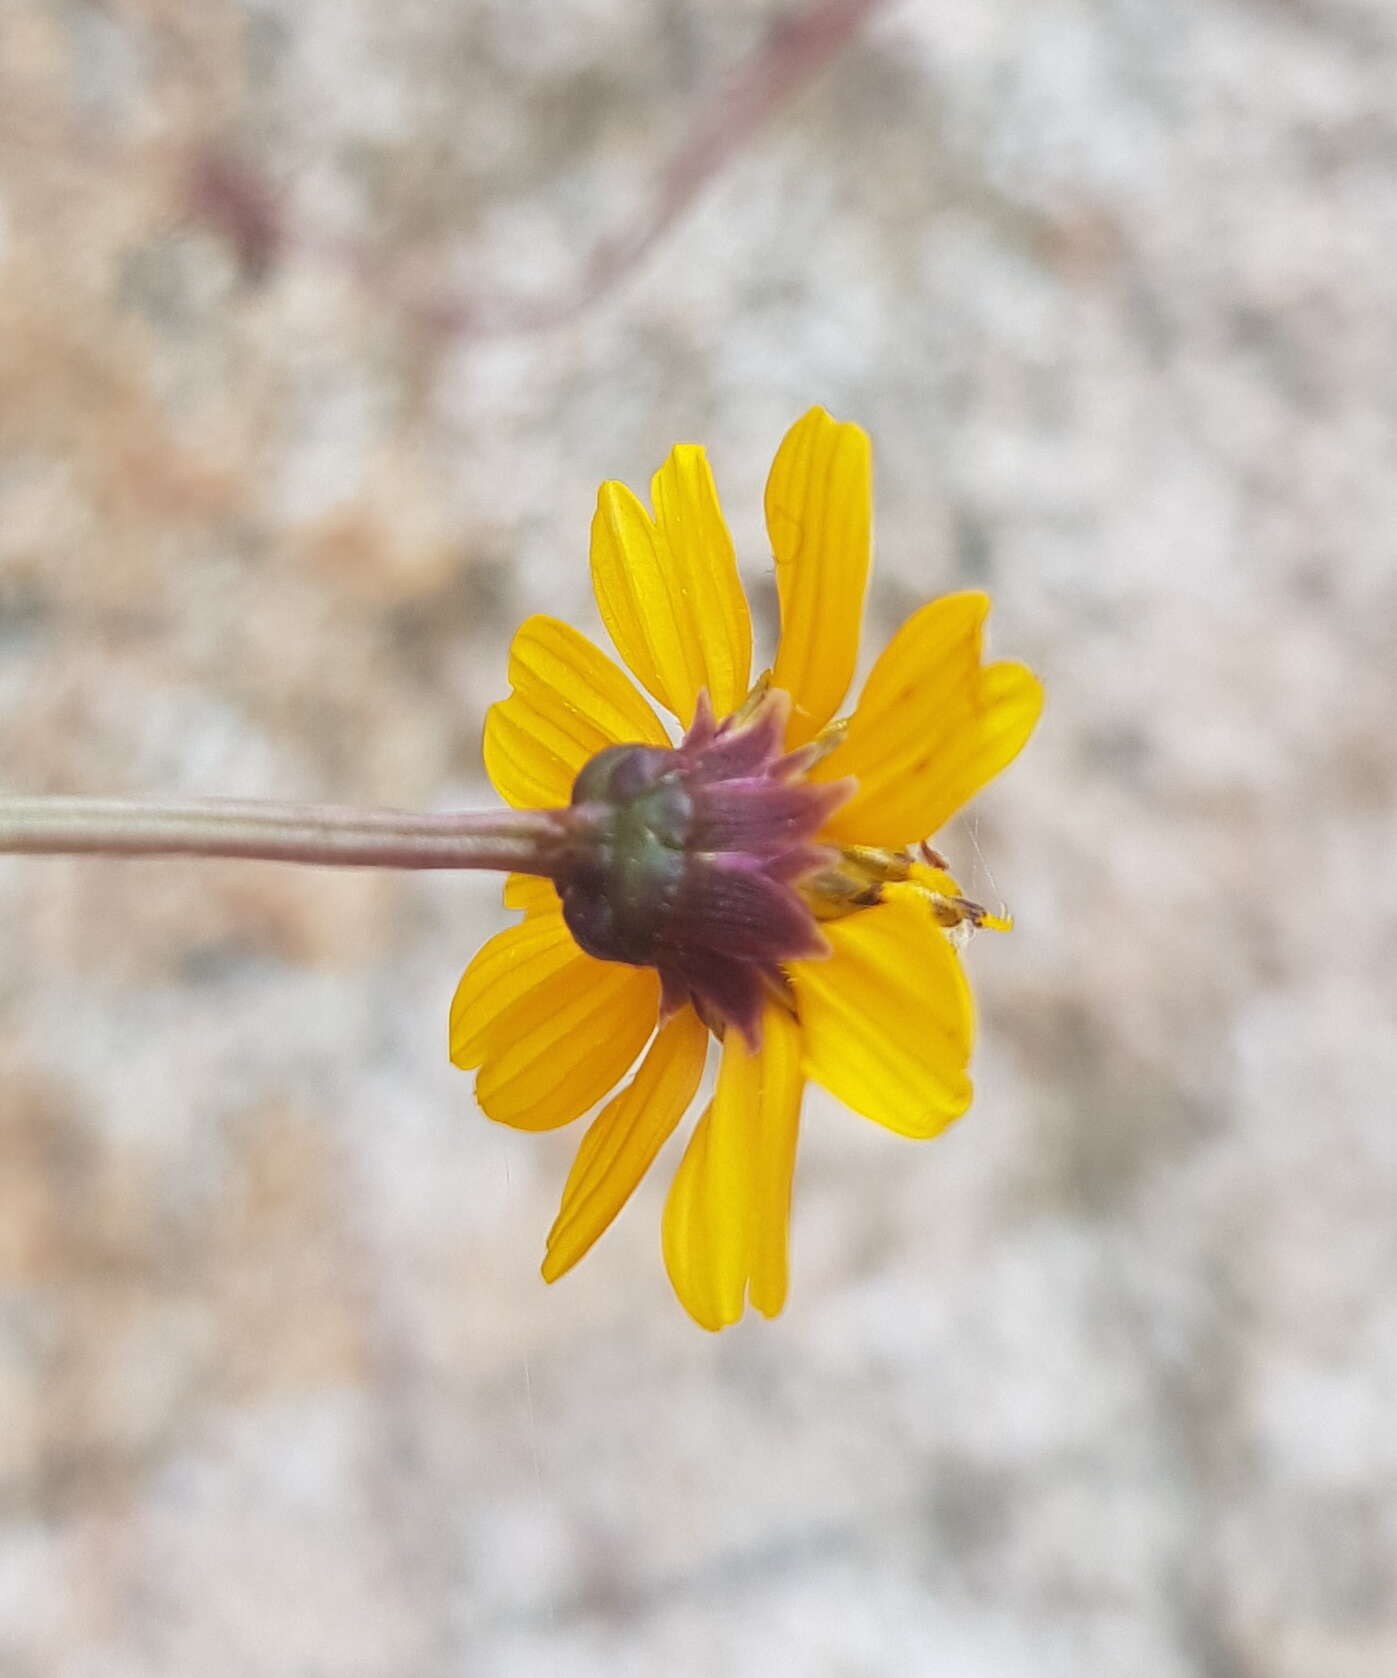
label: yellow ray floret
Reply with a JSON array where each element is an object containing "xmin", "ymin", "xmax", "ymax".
[
  {"xmin": 450, "ymin": 903, "xmax": 658, "ymax": 1130},
  {"xmin": 543, "ymin": 1007, "xmax": 709, "ymax": 1283},
  {"xmin": 661, "ymin": 1001, "xmax": 803, "ymax": 1330},
  {"xmin": 501, "ymin": 872, "xmax": 560, "ymax": 915},
  {"xmin": 766, "ymin": 406, "xmax": 872, "ymax": 748},
  {"xmin": 788, "ymin": 888, "xmax": 975, "ymax": 1138},
  {"xmin": 812, "ymin": 592, "xmax": 1044, "ymax": 847},
  {"xmin": 483, "ymin": 614, "xmax": 669, "ymax": 810},
  {"xmin": 591, "ymin": 444, "xmax": 752, "ymax": 726}
]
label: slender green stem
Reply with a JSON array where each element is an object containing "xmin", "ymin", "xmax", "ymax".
[{"xmin": 0, "ymin": 795, "xmax": 580, "ymax": 874}]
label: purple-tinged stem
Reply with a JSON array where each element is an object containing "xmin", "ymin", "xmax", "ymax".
[{"xmin": 0, "ymin": 796, "xmax": 582, "ymax": 874}]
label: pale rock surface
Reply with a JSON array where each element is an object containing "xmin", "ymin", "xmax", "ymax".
[{"xmin": 1, "ymin": 2, "xmax": 1394, "ymax": 1674}]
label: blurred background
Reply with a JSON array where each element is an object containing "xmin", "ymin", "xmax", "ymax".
[{"xmin": 2, "ymin": 1, "xmax": 1395, "ymax": 1673}]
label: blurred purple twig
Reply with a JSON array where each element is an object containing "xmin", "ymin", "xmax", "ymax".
[{"xmin": 189, "ymin": 0, "xmax": 890, "ymax": 336}]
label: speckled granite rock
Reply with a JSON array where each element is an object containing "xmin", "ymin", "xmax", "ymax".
[{"xmin": 1, "ymin": 2, "xmax": 1395, "ymax": 1674}]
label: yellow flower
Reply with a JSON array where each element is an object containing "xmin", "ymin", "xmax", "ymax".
[{"xmin": 450, "ymin": 408, "xmax": 1042, "ymax": 1330}]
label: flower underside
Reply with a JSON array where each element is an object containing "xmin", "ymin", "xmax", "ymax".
[
  {"xmin": 555, "ymin": 684, "xmax": 1010, "ymax": 1051},
  {"xmin": 453, "ymin": 405, "xmax": 1044, "ymax": 1330}
]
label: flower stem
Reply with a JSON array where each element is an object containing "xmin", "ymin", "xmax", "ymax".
[{"xmin": 0, "ymin": 796, "xmax": 580, "ymax": 874}]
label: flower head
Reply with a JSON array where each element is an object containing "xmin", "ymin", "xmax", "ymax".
[
  {"xmin": 451, "ymin": 408, "xmax": 1042, "ymax": 1329},
  {"xmin": 558, "ymin": 686, "xmax": 846, "ymax": 1050}
]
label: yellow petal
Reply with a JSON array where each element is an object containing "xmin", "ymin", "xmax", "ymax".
[
  {"xmin": 746, "ymin": 1007, "xmax": 804, "ymax": 1321},
  {"xmin": 542, "ymin": 1007, "xmax": 709, "ymax": 1282},
  {"xmin": 787, "ymin": 889, "xmax": 974, "ymax": 1138},
  {"xmin": 449, "ymin": 908, "xmax": 582, "ymax": 1070},
  {"xmin": 766, "ymin": 408, "xmax": 872, "ymax": 747},
  {"xmin": 812, "ymin": 592, "xmax": 1043, "ymax": 846},
  {"xmin": 661, "ymin": 1003, "xmax": 803, "ymax": 1331},
  {"xmin": 590, "ymin": 445, "xmax": 751, "ymax": 726},
  {"xmin": 450, "ymin": 902, "xmax": 659, "ymax": 1131},
  {"xmin": 502, "ymin": 873, "xmax": 559, "ymax": 916},
  {"xmin": 483, "ymin": 614, "xmax": 668, "ymax": 810},
  {"xmin": 477, "ymin": 966, "xmax": 659, "ymax": 1133}
]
